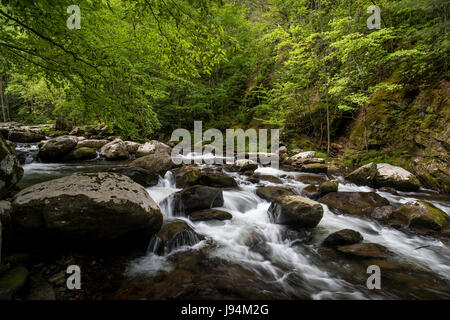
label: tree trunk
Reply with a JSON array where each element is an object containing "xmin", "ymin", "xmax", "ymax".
[
  {"xmin": 0, "ymin": 76, "xmax": 6, "ymax": 122},
  {"xmin": 363, "ymin": 104, "xmax": 368, "ymax": 152}
]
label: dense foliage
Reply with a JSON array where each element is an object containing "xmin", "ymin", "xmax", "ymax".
[{"xmin": 0, "ymin": 0, "xmax": 448, "ymax": 142}]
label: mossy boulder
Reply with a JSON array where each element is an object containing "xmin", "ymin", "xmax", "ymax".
[
  {"xmin": 319, "ymin": 180, "xmax": 339, "ymax": 196},
  {"xmin": 0, "ymin": 135, "xmax": 23, "ymax": 195},
  {"xmin": 37, "ymin": 135, "xmax": 78, "ymax": 161},
  {"xmin": 0, "ymin": 266, "xmax": 29, "ymax": 300},
  {"xmin": 300, "ymin": 163, "xmax": 327, "ymax": 174},
  {"xmin": 62, "ymin": 147, "xmax": 97, "ymax": 161},
  {"xmin": 172, "ymin": 166, "xmax": 201, "ymax": 188},
  {"xmin": 391, "ymin": 200, "xmax": 450, "ymax": 232},
  {"xmin": 130, "ymin": 150, "xmax": 176, "ymax": 174}
]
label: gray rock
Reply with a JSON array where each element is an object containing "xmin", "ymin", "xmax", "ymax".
[
  {"xmin": 11, "ymin": 172, "xmax": 163, "ymax": 243},
  {"xmin": 268, "ymin": 195, "xmax": 323, "ymax": 228},
  {"xmin": 0, "ymin": 135, "xmax": 23, "ymax": 195}
]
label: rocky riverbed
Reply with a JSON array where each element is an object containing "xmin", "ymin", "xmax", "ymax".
[{"xmin": 0, "ymin": 124, "xmax": 449, "ymax": 300}]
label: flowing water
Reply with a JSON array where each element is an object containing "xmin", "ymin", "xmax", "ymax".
[{"xmin": 18, "ymin": 147, "xmax": 450, "ymax": 299}]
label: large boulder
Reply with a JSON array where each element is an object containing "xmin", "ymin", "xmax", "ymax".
[
  {"xmin": 105, "ymin": 167, "xmax": 159, "ymax": 188},
  {"xmin": 100, "ymin": 139, "xmax": 129, "ymax": 160},
  {"xmin": 346, "ymin": 162, "xmax": 378, "ymax": 186},
  {"xmin": 136, "ymin": 141, "xmax": 171, "ymax": 158},
  {"xmin": 319, "ymin": 180, "xmax": 339, "ymax": 196},
  {"xmin": 77, "ymin": 139, "xmax": 109, "ymax": 149},
  {"xmin": 0, "ymin": 135, "xmax": 23, "ymax": 195},
  {"xmin": 256, "ymin": 186, "xmax": 296, "ymax": 202},
  {"xmin": 268, "ymin": 195, "xmax": 323, "ymax": 228},
  {"xmin": 11, "ymin": 172, "xmax": 163, "ymax": 243},
  {"xmin": 37, "ymin": 135, "xmax": 78, "ymax": 161},
  {"xmin": 347, "ymin": 162, "xmax": 421, "ymax": 192},
  {"xmin": 130, "ymin": 151, "xmax": 176, "ymax": 175},
  {"xmin": 323, "ymin": 229, "xmax": 363, "ymax": 248},
  {"xmin": 320, "ymin": 192, "xmax": 390, "ymax": 217},
  {"xmin": 124, "ymin": 141, "xmax": 141, "ymax": 154},
  {"xmin": 290, "ymin": 151, "xmax": 316, "ymax": 162},
  {"xmin": 390, "ymin": 200, "xmax": 450, "ymax": 232},
  {"xmin": 300, "ymin": 185, "xmax": 321, "ymax": 200},
  {"xmin": 196, "ymin": 172, "xmax": 238, "ymax": 188},
  {"xmin": 375, "ymin": 163, "xmax": 421, "ymax": 192},
  {"xmin": 147, "ymin": 219, "xmax": 202, "ymax": 255},
  {"xmin": 299, "ymin": 163, "xmax": 328, "ymax": 174},
  {"xmin": 172, "ymin": 185, "xmax": 224, "ymax": 214}
]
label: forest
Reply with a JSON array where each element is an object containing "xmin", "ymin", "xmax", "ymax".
[{"xmin": 0, "ymin": 0, "xmax": 449, "ymax": 302}]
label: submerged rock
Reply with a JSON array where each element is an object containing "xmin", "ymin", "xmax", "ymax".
[
  {"xmin": 323, "ymin": 229, "xmax": 363, "ymax": 248},
  {"xmin": 11, "ymin": 172, "xmax": 163, "ymax": 244},
  {"xmin": 268, "ymin": 195, "xmax": 323, "ymax": 228},
  {"xmin": 256, "ymin": 186, "xmax": 296, "ymax": 202},
  {"xmin": 337, "ymin": 243, "xmax": 390, "ymax": 259},
  {"xmin": 147, "ymin": 219, "xmax": 202, "ymax": 255},
  {"xmin": 189, "ymin": 209, "xmax": 232, "ymax": 222},
  {"xmin": 0, "ymin": 135, "xmax": 23, "ymax": 195},
  {"xmin": 320, "ymin": 192, "xmax": 389, "ymax": 217}
]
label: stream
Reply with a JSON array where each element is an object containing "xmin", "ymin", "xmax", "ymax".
[{"xmin": 17, "ymin": 145, "xmax": 450, "ymax": 299}]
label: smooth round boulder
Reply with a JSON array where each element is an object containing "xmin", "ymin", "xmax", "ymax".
[
  {"xmin": 323, "ymin": 229, "xmax": 363, "ymax": 248},
  {"xmin": 232, "ymin": 159, "xmax": 258, "ymax": 172},
  {"xmin": 11, "ymin": 172, "xmax": 163, "ymax": 243},
  {"xmin": 136, "ymin": 141, "xmax": 171, "ymax": 158},
  {"xmin": 196, "ymin": 172, "xmax": 238, "ymax": 188},
  {"xmin": 320, "ymin": 192, "xmax": 389, "ymax": 217},
  {"xmin": 375, "ymin": 163, "xmax": 421, "ymax": 192},
  {"xmin": 8, "ymin": 127, "xmax": 45, "ymax": 143},
  {"xmin": 130, "ymin": 150, "xmax": 176, "ymax": 175},
  {"xmin": 256, "ymin": 186, "xmax": 296, "ymax": 202},
  {"xmin": 300, "ymin": 163, "xmax": 328, "ymax": 174},
  {"xmin": 268, "ymin": 195, "xmax": 323, "ymax": 228},
  {"xmin": 0, "ymin": 135, "xmax": 23, "ymax": 194},
  {"xmin": 37, "ymin": 135, "xmax": 78, "ymax": 161},
  {"xmin": 346, "ymin": 162, "xmax": 378, "ymax": 186},
  {"xmin": 172, "ymin": 185, "xmax": 224, "ymax": 214}
]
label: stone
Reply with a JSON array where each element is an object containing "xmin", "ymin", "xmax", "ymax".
[
  {"xmin": 0, "ymin": 266, "xmax": 28, "ymax": 300},
  {"xmin": 320, "ymin": 192, "xmax": 390, "ymax": 217},
  {"xmin": 256, "ymin": 186, "xmax": 296, "ymax": 202},
  {"xmin": 232, "ymin": 159, "xmax": 258, "ymax": 172},
  {"xmin": 323, "ymin": 229, "xmax": 363, "ymax": 248},
  {"xmin": 392, "ymin": 200, "xmax": 450, "ymax": 231},
  {"xmin": 100, "ymin": 139, "xmax": 129, "ymax": 160},
  {"xmin": 337, "ymin": 243, "xmax": 390, "ymax": 259},
  {"xmin": 11, "ymin": 172, "xmax": 163, "ymax": 243},
  {"xmin": 375, "ymin": 163, "xmax": 421, "ymax": 192},
  {"xmin": 105, "ymin": 167, "xmax": 159, "ymax": 187},
  {"xmin": 319, "ymin": 180, "xmax": 339, "ymax": 196},
  {"xmin": 300, "ymin": 185, "xmax": 321, "ymax": 200},
  {"xmin": 76, "ymin": 139, "xmax": 109, "ymax": 149},
  {"xmin": 61, "ymin": 147, "xmax": 97, "ymax": 161},
  {"xmin": 300, "ymin": 163, "xmax": 328, "ymax": 174},
  {"xmin": 172, "ymin": 185, "xmax": 224, "ymax": 214},
  {"xmin": 147, "ymin": 219, "xmax": 202, "ymax": 255},
  {"xmin": 37, "ymin": 135, "xmax": 78, "ymax": 161},
  {"xmin": 136, "ymin": 141, "xmax": 171, "ymax": 158},
  {"xmin": 130, "ymin": 151, "xmax": 176, "ymax": 175},
  {"xmin": 0, "ymin": 135, "xmax": 23, "ymax": 195},
  {"xmin": 189, "ymin": 209, "xmax": 232, "ymax": 222},
  {"xmin": 268, "ymin": 195, "xmax": 323, "ymax": 228}
]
